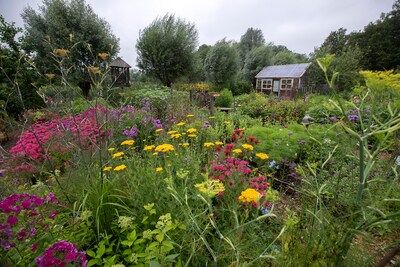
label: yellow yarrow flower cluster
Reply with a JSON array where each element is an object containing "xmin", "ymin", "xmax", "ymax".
[
  {"xmin": 155, "ymin": 167, "xmax": 163, "ymax": 173},
  {"xmin": 214, "ymin": 141, "xmax": 223, "ymax": 146},
  {"xmin": 103, "ymin": 166, "xmax": 112, "ymax": 172},
  {"xmin": 114, "ymin": 164, "xmax": 127, "ymax": 171},
  {"xmin": 170, "ymin": 133, "xmax": 182, "ymax": 139},
  {"xmin": 143, "ymin": 145, "xmax": 155, "ymax": 151},
  {"xmin": 242, "ymin": 144, "xmax": 254, "ymax": 151},
  {"xmin": 180, "ymin": 143, "xmax": 190, "ymax": 148},
  {"xmin": 203, "ymin": 142, "xmax": 214, "ymax": 148},
  {"xmin": 176, "ymin": 122, "xmax": 186, "ymax": 127},
  {"xmin": 155, "ymin": 144, "xmax": 175, "ymax": 153},
  {"xmin": 255, "ymin": 153, "xmax": 269, "ymax": 160},
  {"xmin": 186, "ymin": 114, "xmax": 194, "ymax": 118},
  {"xmin": 186, "ymin": 128, "xmax": 197, "ymax": 134},
  {"xmin": 112, "ymin": 151, "xmax": 125, "ymax": 158},
  {"xmin": 188, "ymin": 134, "xmax": 197, "ymax": 138},
  {"xmin": 167, "ymin": 130, "xmax": 178, "ymax": 135},
  {"xmin": 195, "ymin": 180, "xmax": 225, "ymax": 198},
  {"xmin": 238, "ymin": 188, "xmax": 261, "ymax": 203},
  {"xmin": 121, "ymin": 139, "xmax": 135, "ymax": 146},
  {"xmin": 155, "ymin": 128, "xmax": 163, "ymax": 133},
  {"xmin": 232, "ymin": 148, "xmax": 242, "ymax": 154}
]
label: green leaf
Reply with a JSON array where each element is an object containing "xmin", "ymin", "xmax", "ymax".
[
  {"xmin": 87, "ymin": 258, "xmax": 101, "ymax": 267},
  {"xmin": 149, "ymin": 261, "xmax": 161, "ymax": 267},
  {"xmin": 97, "ymin": 243, "xmax": 106, "ymax": 257},
  {"xmin": 121, "ymin": 240, "xmax": 134, "ymax": 247},
  {"xmin": 128, "ymin": 229, "xmax": 137, "ymax": 241},
  {"xmin": 155, "ymin": 233, "xmax": 164, "ymax": 242},
  {"xmin": 86, "ymin": 250, "xmax": 96, "ymax": 258}
]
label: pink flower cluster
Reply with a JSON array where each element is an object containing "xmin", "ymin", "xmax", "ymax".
[
  {"xmin": 249, "ymin": 176, "xmax": 270, "ymax": 196},
  {"xmin": 210, "ymin": 157, "xmax": 252, "ymax": 181},
  {"xmin": 9, "ymin": 107, "xmax": 108, "ymax": 160},
  {"xmin": 36, "ymin": 240, "xmax": 87, "ymax": 267},
  {"xmin": 0, "ymin": 193, "xmax": 58, "ymax": 251}
]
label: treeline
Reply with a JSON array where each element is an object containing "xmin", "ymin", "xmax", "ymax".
[{"xmin": 1, "ymin": 0, "xmax": 399, "ymax": 117}]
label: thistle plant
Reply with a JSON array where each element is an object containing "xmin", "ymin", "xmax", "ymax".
[{"xmin": 316, "ymin": 54, "xmax": 400, "ymax": 264}]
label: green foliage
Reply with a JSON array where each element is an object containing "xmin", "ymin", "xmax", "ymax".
[
  {"xmin": 242, "ymin": 45, "xmax": 273, "ymax": 83},
  {"xmin": 238, "ymin": 27, "xmax": 265, "ymax": 64},
  {"xmin": 21, "ymin": 0, "xmax": 119, "ymax": 88},
  {"xmin": 305, "ymin": 94, "xmax": 353, "ymax": 123},
  {"xmin": 204, "ymin": 40, "xmax": 239, "ymax": 87},
  {"xmin": 215, "ymin": 88, "xmax": 233, "ymax": 108},
  {"xmin": 235, "ymin": 93, "xmax": 307, "ymax": 124},
  {"xmin": 272, "ymin": 51, "xmax": 297, "ymax": 65},
  {"xmin": 136, "ymin": 14, "xmax": 198, "ymax": 87},
  {"xmin": 0, "ymin": 15, "xmax": 44, "ymax": 116},
  {"xmin": 231, "ymin": 74, "xmax": 253, "ymax": 95}
]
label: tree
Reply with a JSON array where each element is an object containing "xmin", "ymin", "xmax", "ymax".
[
  {"xmin": 204, "ymin": 40, "xmax": 239, "ymax": 87},
  {"xmin": 242, "ymin": 45, "xmax": 273, "ymax": 83},
  {"xmin": 191, "ymin": 44, "xmax": 211, "ymax": 81},
  {"xmin": 272, "ymin": 51, "xmax": 297, "ymax": 65},
  {"xmin": 136, "ymin": 14, "xmax": 198, "ymax": 87},
  {"xmin": 22, "ymin": 0, "xmax": 119, "ymax": 96},
  {"xmin": 348, "ymin": 1, "xmax": 400, "ymax": 70},
  {"xmin": 239, "ymin": 28, "xmax": 265, "ymax": 65},
  {"xmin": 320, "ymin": 28, "xmax": 349, "ymax": 56},
  {"xmin": 0, "ymin": 15, "xmax": 44, "ymax": 116}
]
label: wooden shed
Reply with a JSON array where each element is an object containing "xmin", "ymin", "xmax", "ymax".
[
  {"xmin": 255, "ymin": 63, "xmax": 311, "ymax": 99},
  {"xmin": 110, "ymin": 57, "xmax": 131, "ymax": 87}
]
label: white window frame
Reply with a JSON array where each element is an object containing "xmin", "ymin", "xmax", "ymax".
[
  {"xmin": 261, "ymin": 79, "xmax": 272, "ymax": 90},
  {"xmin": 280, "ymin": 79, "xmax": 293, "ymax": 90}
]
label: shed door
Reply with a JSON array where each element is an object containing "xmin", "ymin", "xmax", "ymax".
[{"xmin": 273, "ymin": 80, "xmax": 280, "ymax": 92}]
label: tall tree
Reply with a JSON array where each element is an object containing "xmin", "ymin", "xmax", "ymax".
[
  {"xmin": 204, "ymin": 40, "xmax": 239, "ymax": 87},
  {"xmin": 239, "ymin": 28, "xmax": 265, "ymax": 65},
  {"xmin": 0, "ymin": 15, "xmax": 44, "ymax": 116},
  {"xmin": 242, "ymin": 45, "xmax": 273, "ymax": 83},
  {"xmin": 349, "ymin": 1, "xmax": 400, "ymax": 70},
  {"xmin": 22, "ymin": 0, "xmax": 119, "ymax": 96},
  {"xmin": 272, "ymin": 51, "xmax": 297, "ymax": 65},
  {"xmin": 319, "ymin": 28, "xmax": 349, "ymax": 56},
  {"xmin": 136, "ymin": 14, "xmax": 198, "ymax": 87}
]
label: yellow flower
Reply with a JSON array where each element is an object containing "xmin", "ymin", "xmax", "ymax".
[
  {"xmin": 143, "ymin": 145, "xmax": 155, "ymax": 151},
  {"xmin": 103, "ymin": 166, "xmax": 112, "ymax": 172},
  {"xmin": 155, "ymin": 167, "xmax": 163, "ymax": 173},
  {"xmin": 167, "ymin": 130, "xmax": 178, "ymax": 135},
  {"xmin": 108, "ymin": 147, "xmax": 116, "ymax": 152},
  {"xmin": 195, "ymin": 180, "xmax": 225, "ymax": 198},
  {"xmin": 214, "ymin": 141, "xmax": 223, "ymax": 146},
  {"xmin": 232, "ymin": 148, "xmax": 242, "ymax": 154},
  {"xmin": 98, "ymin": 52, "xmax": 109, "ymax": 60},
  {"xmin": 170, "ymin": 133, "xmax": 182, "ymax": 139},
  {"xmin": 203, "ymin": 142, "xmax": 214, "ymax": 148},
  {"xmin": 45, "ymin": 73, "xmax": 55, "ymax": 80},
  {"xmin": 112, "ymin": 151, "xmax": 125, "ymax": 158},
  {"xmin": 155, "ymin": 129, "xmax": 163, "ymax": 133},
  {"xmin": 53, "ymin": 48, "xmax": 69, "ymax": 57},
  {"xmin": 186, "ymin": 114, "xmax": 194, "ymax": 118},
  {"xmin": 186, "ymin": 128, "xmax": 197, "ymax": 134},
  {"xmin": 121, "ymin": 140, "xmax": 135, "ymax": 146},
  {"xmin": 87, "ymin": 66, "xmax": 101, "ymax": 75},
  {"xmin": 255, "ymin": 153, "xmax": 269, "ymax": 160},
  {"xmin": 154, "ymin": 144, "xmax": 175, "ymax": 153},
  {"xmin": 238, "ymin": 188, "xmax": 261, "ymax": 203},
  {"xmin": 242, "ymin": 144, "xmax": 254, "ymax": 151},
  {"xmin": 181, "ymin": 142, "xmax": 190, "ymax": 148},
  {"xmin": 188, "ymin": 134, "xmax": 197, "ymax": 138},
  {"xmin": 114, "ymin": 164, "xmax": 127, "ymax": 171},
  {"xmin": 176, "ymin": 122, "xmax": 186, "ymax": 126}
]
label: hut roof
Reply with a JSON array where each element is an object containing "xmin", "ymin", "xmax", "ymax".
[
  {"xmin": 110, "ymin": 57, "xmax": 131, "ymax": 68},
  {"xmin": 255, "ymin": 63, "xmax": 311, "ymax": 78}
]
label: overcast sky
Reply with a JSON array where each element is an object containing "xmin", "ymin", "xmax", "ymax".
[{"xmin": 0, "ymin": 0, "xmax": 394, "ymax": 67}]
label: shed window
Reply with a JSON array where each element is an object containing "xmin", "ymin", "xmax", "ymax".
[
  {"xmin": 257, "ymin": 79, "xmax": 261, "ymax": 89},
  {"xmin": 281, "ymin": 79, "xmax": 293, "ymax": 89},
  {"xmin": 262, "ymin": 79, "xmax": 272, "ymax": 90}
]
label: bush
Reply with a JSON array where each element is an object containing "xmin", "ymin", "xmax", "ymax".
[
  {"xmin": 305, "ymin": 94, "xmax": 353, "ymax": 123},
  {"xmin": 37, "ymin": 84, "xmax": 82, "ymax": 104},
  {"xmin": 215, "ymin": 88, "xmax": 233, "ymax": 108}
]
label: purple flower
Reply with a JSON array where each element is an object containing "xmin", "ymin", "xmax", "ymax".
[
  {"xmin": 36, "ymin": 240, "xmax": 87, "ymax": 267},
  {"xmin": 153, "ymin": 119, "xmax": 162, "ymax": 129},
  {"xmin": 348, "ymin": 114, "xmax": 359, "ymax": 123},
  {"xmin": 123, "ymin": 127, "xmax": 138, "ymax": 138}
]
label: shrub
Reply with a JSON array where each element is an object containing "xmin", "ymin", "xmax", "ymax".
[{"xmin": 215, "ymin": 88, "xmax": 233, "ymax": 108}]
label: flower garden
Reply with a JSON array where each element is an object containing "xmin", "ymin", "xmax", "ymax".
[{"xmin": 1, "ymin": 63, "xmax": 400, "ymax": 266}]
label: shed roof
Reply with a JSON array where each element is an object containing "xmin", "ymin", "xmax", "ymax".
[
  {"xmin": 255, "ymin": 63, "xmax": 311, "ymax": 78},
  {"xmin": 110, "ymin": 57, "xmax": 131, "ymax": 68}
]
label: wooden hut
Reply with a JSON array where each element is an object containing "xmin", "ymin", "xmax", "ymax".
[
  {"xmin": 255, "ymin": 63, "xmax": 311, "ymax": 99},
  {"xmin": 110, "ymin": 57, "xmax": 131, "ymax": 87}
]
